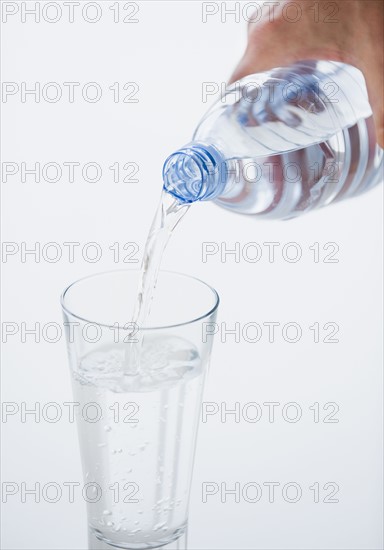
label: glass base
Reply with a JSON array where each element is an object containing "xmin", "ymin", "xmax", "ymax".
[{"xmin": 88, "ymin": 525, "xmax": 188, "ymax": 550}]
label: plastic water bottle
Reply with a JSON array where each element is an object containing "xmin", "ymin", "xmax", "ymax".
[{"xmin": 162, "ymin": 61, "xmax": 383, "ymax": 219}]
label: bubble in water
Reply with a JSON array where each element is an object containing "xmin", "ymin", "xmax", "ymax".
[
  {"xmin": 104, "ymin": 426, "xmax": 112, "ymax": 432},
  {"xmin": 103, "ymin": 510, "xmax": 112, "ymax": 516},
  {"xmin": 78, "ymin": 336, "xmax": 201, "ymax": 393}
]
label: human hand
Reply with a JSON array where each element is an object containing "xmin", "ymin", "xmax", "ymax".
[{"xmin": 230, "ymin": 0, "xmax": 384, "ymax": 147}]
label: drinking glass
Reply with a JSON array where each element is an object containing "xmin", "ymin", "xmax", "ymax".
[{"xmin": 61, "ymin": 270, "xmax": 219, "ymax": 550}]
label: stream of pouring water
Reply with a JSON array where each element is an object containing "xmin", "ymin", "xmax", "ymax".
[{"xmin": 124, "ymin": 190, "xmax": 190, "ymax": 374}]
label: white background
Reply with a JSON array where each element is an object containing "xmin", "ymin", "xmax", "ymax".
[{"xmin": 1, "ymin": 1, "xmax": 383, "ymax": 549}]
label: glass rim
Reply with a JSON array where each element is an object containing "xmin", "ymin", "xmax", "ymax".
[{"xmin": 60, "ymin": 268, "xmax": 220, "ymax": 331}]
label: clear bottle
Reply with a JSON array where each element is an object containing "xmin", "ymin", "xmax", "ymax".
[{"xmin": 162, "ymin": 61, "xmax": 383, "ymax": 219}]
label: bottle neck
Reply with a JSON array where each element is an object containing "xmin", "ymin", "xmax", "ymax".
[{"xmin": 162, "ymin": 142, "xmax": 228, "ymax": 203}]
